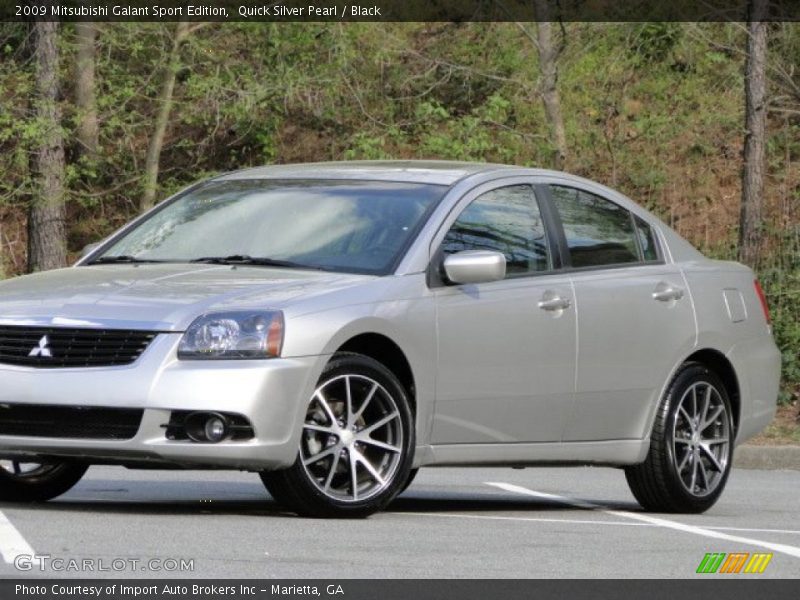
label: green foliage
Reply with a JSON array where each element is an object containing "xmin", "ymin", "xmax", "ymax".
[
  {"xmin": 759, "ymin": 225, "xmax": 800, "ymax": 405},
  {"xmin": 627, "ymin": 23, "xmax": 682, "ymax": 63},
  {"xmin": 344, "ymin": 132, "xmax": 392, "ymax": 160},
  {"xmin": 765, "ymin": 287, "xmax": 800, "ymax": 406}
]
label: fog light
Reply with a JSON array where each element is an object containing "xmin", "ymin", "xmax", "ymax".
[
  {"xmin": 204, "ymin": 415, "xmax": 227, "ymax": 443},
  {"xmin": 184, "ymin": 411, "xmax": 228, "ymax": 443}
]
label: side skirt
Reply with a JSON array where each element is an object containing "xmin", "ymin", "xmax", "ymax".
[{"xmin": 417, "ymin": 439, "xmax": 649, "ymax": 468}]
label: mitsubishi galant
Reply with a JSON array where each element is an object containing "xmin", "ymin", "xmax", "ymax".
[{"xmin": 0, "ymin": 161, "xmax": 780, "ymax": 517}]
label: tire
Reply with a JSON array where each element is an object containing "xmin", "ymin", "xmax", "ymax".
[
  {"xmin": 400, "ymin": 468, "xmax": 419, "ymax": 494},
  {"xmin": 0, "ymin": 461, "xmax": 88, "ymax": 502},
  {"xmin": 625, "ymin": 363, "xmax": 734, "ymax": 513},
  {"xmin": 261, "ymin": 352, "xmax": 415, "ymax": 518}
]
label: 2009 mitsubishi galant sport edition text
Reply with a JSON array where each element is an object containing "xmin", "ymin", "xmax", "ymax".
[{"xmin": 0, "ymin": 161, "xmax": 780, "ymax": 517}]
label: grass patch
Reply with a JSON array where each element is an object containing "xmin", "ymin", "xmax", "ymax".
[{"xmin": 749, "ymin": 404, "xmax": 800, "ymax": 445}]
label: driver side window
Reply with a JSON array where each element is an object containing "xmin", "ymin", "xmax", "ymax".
[{"xmin": 441, "ymin": 185, "xmax": 551, "ymax": 277}]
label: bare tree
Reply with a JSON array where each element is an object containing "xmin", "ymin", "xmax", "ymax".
[
  {"xmin": 533, "ymin": 0, "xmax": 567, "ymax": 169},
  {"xmin": 740, "ymin": 0, "xmax": 768, "ymax": 267},
  {"xmin": 0, "ymin": 222, "xmax": 5, "ymax": 279},
  {"xmin": 75, "ymin": 22, "xmax": 99, "ymax": 156},
  {"xmin": 28, "ymin": 20, "xmax": 67, "ymax": 272},
  {"xmin": 141, "ymin": 21, "xmax": 190, "ymax": 212}
]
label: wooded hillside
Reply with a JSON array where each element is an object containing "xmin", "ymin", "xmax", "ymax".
[{"xmin": 0, "ymin": 22, "xmax": 798, "ymax": 406}]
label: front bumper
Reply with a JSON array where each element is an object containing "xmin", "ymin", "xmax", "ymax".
[{"xmin": 0, "ymin": 334, "xmax": 324, "ymax": 470}]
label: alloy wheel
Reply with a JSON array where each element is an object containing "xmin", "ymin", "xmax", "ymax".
[
  {"xmin": 0, "ymin": 461, "xmax": 55, "ymax": 478},
  {"xmin": 301, "ymin": 374, "xmax": 403, "ymax": 503},
  {"xmin": 671, "ymin": 381, "xmax": 731, "ymax": 497}
]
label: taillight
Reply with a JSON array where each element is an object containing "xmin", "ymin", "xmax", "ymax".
[{"xmin": 754, "ymin": 279, "xmax": 771, "ymax": 325}]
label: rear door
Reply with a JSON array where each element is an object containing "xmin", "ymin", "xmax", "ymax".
[
  {"xmin": 431, "ymin": 182, "xmax": 576, "ymax": 444},
  {"xmin": 544, "ymin": 184, "xmax": 697, "ymax": 441}
]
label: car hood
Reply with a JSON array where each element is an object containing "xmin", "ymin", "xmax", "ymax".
[{"xmin": 0, "ymin": 264, "xmax": 373, "ymax": 331}]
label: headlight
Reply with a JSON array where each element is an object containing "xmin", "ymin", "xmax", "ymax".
[{"xmin": 178, "ymin": 311, "xmax": 284, "ymax": 359}]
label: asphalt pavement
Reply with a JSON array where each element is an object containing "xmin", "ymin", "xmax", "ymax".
[{"xmin": 0, "ymin": 464, "xmax": 797, "ymax": 579}]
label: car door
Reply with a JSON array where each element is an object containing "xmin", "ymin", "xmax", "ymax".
[
  {"xmin": 430, "ymin": 182, "xmax": 576, "ymax": 444},
  {"xmin": 544, "ymin": 184, "xmax": 697, "ymax": 442}
]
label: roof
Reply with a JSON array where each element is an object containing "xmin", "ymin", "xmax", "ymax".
[{"xmin": 218, "ymin": 160, "xmax": 518, "ymax": 186}]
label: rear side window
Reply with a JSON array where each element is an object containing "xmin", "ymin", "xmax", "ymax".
[
  {"xmin": 549, "ymin": 186, "xmax": 639, "ymax": 268},
  {"xmin": 634, "ymin": 216, "xmax": 659, "ymax": 262},
  {"xmin": 441, "ymin": 185, "xmax": 550, "ymax": 276}
]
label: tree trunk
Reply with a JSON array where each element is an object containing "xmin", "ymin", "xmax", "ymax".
[
  {"xmin": 0, "ymin": 222, "xmax": 5, "ymax": 279},
  {"xmin": 141, "ymin": 21, "xmax": 190, "ymax": 212},
  {"xmin": 533, "ymin": 0, "xmax": 567, "ymax": 170},
  {"xmin": 739, "ymin": 0, "xmax": 768, "ymax": 267},
  {"xmin": 75, "ymin": 21, "xmax": 99, "ymax": 156},
  {"xmin": 28, "ymin": 20, "xmax": 67, "ymax": 273}
]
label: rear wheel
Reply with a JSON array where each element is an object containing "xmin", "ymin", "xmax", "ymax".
[
  {"xmin": 261, "ymin": 353, "xmax": 414, "ymax": 517},
  {"xmin": 625, "ymin": 363, "xmax": 734, "ymax": 513},
  {"xmin": 0, "ymin": 460, "xmax": 88, "ymax": 502}
]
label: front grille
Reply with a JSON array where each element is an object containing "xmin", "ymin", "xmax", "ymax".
[
  {"xmin": 0, "ymin": 326, "xmax": 157, "ymax": 368},
  {"xmin": 0, "ymin": 404, "xmax": 144, "ymax": 440}
]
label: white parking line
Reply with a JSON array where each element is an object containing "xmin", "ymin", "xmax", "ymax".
[
  {"xmin": 395, "ymin": 510, "xmax": 800, "ymax": 537},
  {"xmin": 0, "ymin": 510, "xmax": 36, "ymax": 565},
  {"xmin": 486, "ymin": 482, "xmax": 800, "ymax": 559},
  {"xmin": 398, "ymin": 512, "xmax": 649, "ymax": 527},
  {"xmin": 706, "ymin": 525, "xmax": 800, "ymax": 536}
]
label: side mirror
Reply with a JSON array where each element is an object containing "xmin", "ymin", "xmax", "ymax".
[
  {"xmin": 80, "ymin": 242, "xmax": 101, "ymax": 259},
  {"xmin": 442, "ymin": 250, "xmax": 506, "ymax": 285}
]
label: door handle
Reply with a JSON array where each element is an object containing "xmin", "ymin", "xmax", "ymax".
[
  {"xmin": 652, "ymin": 284, "xmax": 685, "ymax": 302},
  {"xmin": 538, "ymin": 295, "xmax": 571, "ymax": 311}
]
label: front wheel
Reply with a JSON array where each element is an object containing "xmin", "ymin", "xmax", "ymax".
[
  {"xmin": 400, "ymin": 468, "xmax": 419, "ymax": 494},
  {"xmin": 0, "ymin": 460, "xmax": 88, "ymax": 502},
  {"xmin": 261, "ymin": 353, "xmax": 415, "ymax": 517},
  {"xmin": 625, "ymin": 363, "xmax": 734, "ymax": 513}
]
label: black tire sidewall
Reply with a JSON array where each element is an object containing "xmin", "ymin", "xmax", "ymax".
[
  {"xmin": 0, "ymin": 462, "xmax": 88, "ymax": 502},
  {"xmin": 400, "ymin": 467, "xmax": 419, "ymax": 494}
]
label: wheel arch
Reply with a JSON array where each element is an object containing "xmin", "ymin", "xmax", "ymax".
[
  {"xmin": 298, "ymin": 308, "xmax": 434, "ymax": 450},
  {"xmin": 682, "ymin": 348, "xmax": 741, "ymax": 432},
  {"xmin": 334, "ymin": 332, "xmax": 416, "ymax": 413},
  {"xmin": 642, "ymin": 347, "xmax": 742, "ymax": 447}
]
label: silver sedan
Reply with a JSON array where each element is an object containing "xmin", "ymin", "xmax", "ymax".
[{"xmin": 0, "ymin": 161, "xmax": 780, "ymax": 517}]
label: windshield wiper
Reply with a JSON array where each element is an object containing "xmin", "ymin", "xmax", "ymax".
[
  {"xmin": 189, "ymin": 255, "xmax": 325, "ymax": 270},
  {"xmin": 90, "ymin": 255, "xmax": 166, "ymax": 264}
]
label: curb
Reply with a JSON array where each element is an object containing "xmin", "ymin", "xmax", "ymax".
[{"xmin": 734, "ymin": 444, "xmax": 800, "ymax": 470}]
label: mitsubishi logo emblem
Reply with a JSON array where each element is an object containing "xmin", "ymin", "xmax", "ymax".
[{"xmin": 28, "ymin": 335, "xmax": 52, "ymax": 358}]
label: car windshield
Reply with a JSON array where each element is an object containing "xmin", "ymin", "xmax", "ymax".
[{"xmin": 92, "ymin": 179, "xmax": 447, "ymax": 275}]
